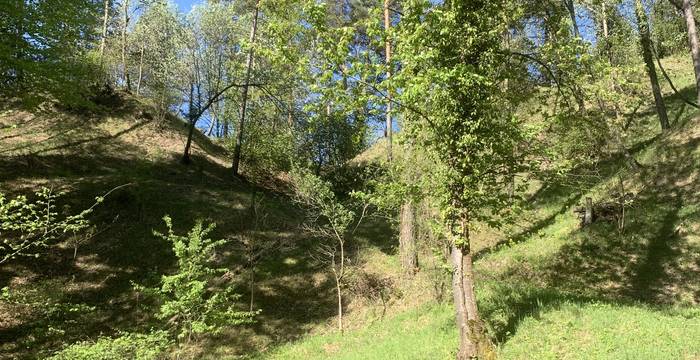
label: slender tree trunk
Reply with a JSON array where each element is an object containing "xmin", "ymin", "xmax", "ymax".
[
  {"xmin": 121, "ymin": 0, "xmax": 131, "ymax": 91},
  {"xmin": 335, "ymin": 274, "xmax": 343, "ymax": 333},
  {"xmin": 182, "ymin": 83, "xmax": 196, "ymax": 164},
  {"xmin": 602, "ymin": 1, "xmax": 609, "ymax": 39},
  {"xmin": 564, "ymin": 0, "xmax": 580, "ymax": 38},
  {"xmin": 399, "ymin": 201, "xmax": 418, "ymax": 276},
  {"xmin": 249, "ymin": 268, "xmax": 255, "ymax": 312},
  {"xmin": 635, "ymin": 0, "xmax": 670, "ymax": 130},
  {"xmin": 136, "ymin": 45, "xmax": 144, "ymax": 95},
  {"xmin": 682, "ymin": 0, "xmax": 700, "ymax": 104},
  {"xmin": 232, "ymin": 0, "xmax": 260, "ymax": 176},
  {"xmin": 100, "ymin": 0, "xmax": 109, "ymax": 59},
  {"xmin": 384, "ymin": 0, "xmax": 393, "ymax": 162}
]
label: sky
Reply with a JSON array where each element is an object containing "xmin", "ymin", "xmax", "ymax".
[{"xmin": 172, "ymin": 0, "xmax": 202, "ymax": 13}]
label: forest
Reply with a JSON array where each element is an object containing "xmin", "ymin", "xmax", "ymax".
[{"xmin": 1, "ymin": 0, "xmax": 699, "ymax": 359}]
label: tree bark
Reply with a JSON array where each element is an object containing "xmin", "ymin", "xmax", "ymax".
[
  {"xmin": 635, "ymin": 0, "xmax": 670, "ymax": 130},
  {"xmin": 100, "ymin": 0, "xmax": 109, "ymax": 59},
  {"xmin": 451, "ymin": 244, "xmax": 477, "ymax": 359},
  {"xmin": 682, "ymin": 0, "xmax": 700, "ymax": 105},
  {"xmin": 182, "ymin": 83, "xmax": 196, "ymax": 164},
  {"xmin": 121, "ymin": 0, "xmax": 131, "ymax": 91},
  {"xmin": 601, "ymin": 1, "xmax": 609, "ymax": 39},
  {"xmin": 232, "ymin": 0, "xmax": 260, "ymax": 176},
  {"xmin": 384, "ymin": 0, "xmax": 393, "ymax": 162},
  {"xmin": 564, "ymin": 0, "xmax": 580, "ymax": 38},
  {"xmin": 136, "ymin": 45, "xmax": 144, "ymax": 95},
  {"xmin": 335, "ymin": 275, "xmax": 343, "ymax": 333},
  {"xmin": 399, "ymin": 201, "xmax": 418, "ymax": 276},
  {"xmin": 249, "ymin": 268, "xmax": 255, "ymax": 312}
]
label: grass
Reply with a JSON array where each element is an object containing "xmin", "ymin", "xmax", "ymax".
[
  {"xmin": 254, "ymin": 54, "xmax": 700, "ymax": 359},
  {"xmin": 1, "ymin": 55, "xmax": 700, "ymax": 359}
]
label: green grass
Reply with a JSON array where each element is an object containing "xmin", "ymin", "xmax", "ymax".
[
  {"xmin": 2, "ymin": 55, "xmax": 700, "ymax": 359},
  {"xmin": 260, "ymin": 304, "xmax": 457, "ymax": 360},
  {"xmin": 252, "ymin": 54, "xmax": 700, "ymax": 360}
]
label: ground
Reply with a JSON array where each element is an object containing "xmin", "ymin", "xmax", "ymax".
[{"xmin": 1, "ymin": 55, "xmax": 700, "ymax": 359}]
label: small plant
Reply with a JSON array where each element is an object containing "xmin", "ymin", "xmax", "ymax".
[
  {"xmin": 0, "ymin": 187, "xmax": 99, "ymax": 264},
  {"xmin": 48, "ymin": 330, "xmax": 172, "ymax": 360},
  {"xmin": 153, "ymin": 216, "xmax": 256, "ymax": 342},
  {"xmin": 289, "ymin": 168, "xmax": 361, "ymax": 333}
]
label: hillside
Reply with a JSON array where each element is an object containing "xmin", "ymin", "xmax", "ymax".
[
  {"xmin": 255, "ymin": 56, "xmax": 700, "ymax": 359},
  {"xmin": 0, "ymin": 93, "xmax": 344, "ymax": 359},
  {"xmin": 2, "ymin": 54, "xmax": 700, "ymax": 360}
]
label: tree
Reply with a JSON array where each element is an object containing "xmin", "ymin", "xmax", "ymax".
[
  {"xmin": 681, "ymin": 0, "xmax": 700, "ymax": 104},
  {"xmin": 289, "ymin": 168, "xmax": 358, "ymax": 333},
  {"xmin": 121, "ymin": 0, "xmax": 132, "ymax": 91},
  {"xmin": 384, "ymin": 0, "xmax": 393, "ymax": 162},
  {"xmin": 232, "ymin": 0, "xmax": 261, "ymax": 176},
  {"xmin": 635, "ymin": 0, "xmax": 671, "ymax": 129},
  {"xmin": 395, "ymin": 1, "xmax": 524, "ymax": 357}
]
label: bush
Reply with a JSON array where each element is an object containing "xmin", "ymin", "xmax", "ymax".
[
  {"xmin": 153, "ymin": 216, "xmax": 256, "ymax": 342},
  {"xmin": 48, "ymin": 330, "xmax": 172, "ymax": 360}
]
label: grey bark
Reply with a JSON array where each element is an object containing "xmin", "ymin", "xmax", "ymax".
[
  {"xmin": 635, "ymin": 0, "xmax": 671, "ymax": 130},
  {"xmin": 682, "ymin": 0, "xmax": 700, "ymax": 104},
  {"xmin": 564, "ymin": 0, "xmax": 580, "ymax": 38},
  {"xmin": 232, "ymin": 0, "xmax": 260, "ymax": 176},
  {"xmin": 384, "ymin": 0, "xmax": 393, "ymax": 162},
  {"xmin": 121, "ymin": 0, "xmax": 131, "ymax": 91},
  {"xmin": 399, "ymin": 201, "xmax": 418, "ymax": 276},
  {"xmin": 100, "ymin": 0, "xmax": 109, "ymax": 59}
]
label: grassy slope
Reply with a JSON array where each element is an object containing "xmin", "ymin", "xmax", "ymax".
[
  {"xmin": 0, "ymin": 93, "xmax": 349, "ymax": 359},
  {"xmin": 1, "ymin": 55, "xmax": 699, "ymax": 360},
  {"xmin": 261, "ymin": 55, "xmax": 700, "ymax": 359}
]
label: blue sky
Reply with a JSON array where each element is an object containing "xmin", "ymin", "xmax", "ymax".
[{"xmin": 172, "ymin": 0, "xmax": 202, "ymax": 13}]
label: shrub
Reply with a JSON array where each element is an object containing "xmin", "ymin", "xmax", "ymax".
[
  {"xmin": 48, "ymin": 330, "xmax": 172, "ymax": 360},
  {"xmin": 153, "ymin": 216, "xmax": 256, "ymax": 342}
]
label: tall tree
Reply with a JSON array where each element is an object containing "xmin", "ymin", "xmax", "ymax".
[
  {"xmin": 232, "ymin": 0, "xmax": 261, "ymax": 176},
  {"xmin": 396, "ymin": 1, "xmax": 524, "ymax": 357},
  {"xmin": 384, "ymin": 0, "xmax": 393, "ymax": 162},
  {"xmin": 121, "ymin": 0, "xmax": 131, "ymax": 91},
  {"xmin": 681, "ymin": 0, "xmax": 700, "ymax": 104},
  {"xmin": 635, "ymin": 0, "xmax": 670, "ymax": 129},
  {"xmin": 100, "ymin": 0, "xmax": 110, "ymax": 59}
]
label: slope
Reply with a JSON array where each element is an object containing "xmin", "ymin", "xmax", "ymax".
[
  {"xmin": 259, "ymin": 55, "xmax": 700, "ymax": 359},
  {"xmin": 0, "ymin": 92, "xmax": 332, "ymax": 359}
]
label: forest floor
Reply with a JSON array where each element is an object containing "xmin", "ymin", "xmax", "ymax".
[{"xmin": 0, "ymin": 55, "xmax": 699, "ymax": 360}]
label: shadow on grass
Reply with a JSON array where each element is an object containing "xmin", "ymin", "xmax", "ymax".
[{"xmin": 479, "ymin": 131, "xmax": 700, "ymax": 347}]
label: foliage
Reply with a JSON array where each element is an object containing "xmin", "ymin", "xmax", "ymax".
[
  {"xmin": 0, "ymin": 187, "xmax": 97, "ymax": 264},
  {"xmin": 289, "ymin": 167, "xmax": 354, "ymax": 237},
  {"xmin": 394, "ymin": 1, "xmax": 527, "ymax": 239},
  {"xmin": 153, "ymin": 216, "xmax": 256, "ymax": 342},
  {"xmin": 48, "ymin": 330, "xmax": 172, "ymax": 360},
  {"xmin": 0, "ymin": 0, "xmax": 101, "ymax": 106}
]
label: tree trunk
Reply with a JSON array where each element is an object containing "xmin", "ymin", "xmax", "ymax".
[
  {"xmin": 182, "ymin": 83, "xmax": 196, "ymax": 164},
  {"xmin": 136, "ymin": 45, "xmax": 144, "ymax": 95},
  {"xmin": 564, "ymin": 0, "xmax": 580, "ymax": 38},
  {"xmin": 399, "ymin": 201, "xmax": 418, "ymax": 276},
  {"xmin": 100, "ymin": 0, "xmax": 109, "ymax": 59},
  {"xmin": 601, "ymin": 1, "xmax": 608, "ymax": 39},
  {"xmin": 584, "ymin": 196, "xmax": 593, "ymax": 225},
  {"xmin": 635, "ymin": 0, "xmax": 670, "ymax": 130},
  {"xmin": 384, "ymin": 0, "xmax": 393, "ymax": 162},
  {"xmin": 335, "ymin": 275, "xmax": 343, "ymax": 333},
  {"xmin": 249, "ymin": 268, "xmax": 255, "ymax": 312},
  {"xmin": 682, "ymin": 0, "xmax": 700, "ymax": 105},
  {"xmin": 121, "ymin": 0, "xmax": 131, "ymax": 91},
  {"xmin": 451, "ymin": 244, "xmax": 477, "ymax": 359},
  {"xmin": 232, "ymin": 0, "xmax": 260, "ymax": 176}
]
